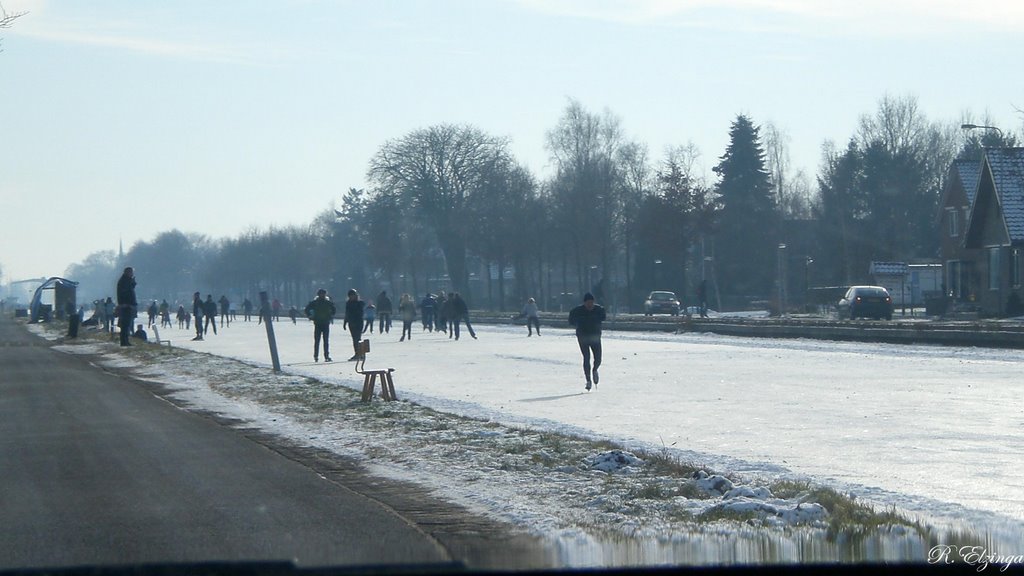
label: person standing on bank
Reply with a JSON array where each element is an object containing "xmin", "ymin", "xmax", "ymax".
[
  {"xmin": 116, "ymin": 267, "xmax": 137, "ymax": 347},
  {"xmin": 342, "ymin": 289, "xmax": 366, "ymax": 361},
  {"xmin": 568, "ymin": 292, "xmax": 606, "ymax": 391},
  {"xmin": 304, "ymin": 288, "xmax": 336, "ymax": 362}
]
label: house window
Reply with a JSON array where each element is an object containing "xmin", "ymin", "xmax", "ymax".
[
  {"xmin": 989, "ymin": 247, "xmax": 1001, "ymax": 290},
  {"xmin": 947, "ymin": 208, "xmax": 958, "ymax": 237},
  {"xmin": 1012, "ymin": 249, "xmax": 1022, "ymax": 289}
]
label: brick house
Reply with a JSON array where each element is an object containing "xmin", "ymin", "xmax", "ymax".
[
  {"xmin": 937, "ymin": 158, "xmax": 982, "ymax": 302},
  {"xmin": 957, "ymin": 148, "xmax": 1024, "ymax": 316}
]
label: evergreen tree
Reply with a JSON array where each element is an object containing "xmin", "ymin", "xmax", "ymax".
[{"xmin": 712, "ymin": 115, "xmax": 778, "ymax": 299}]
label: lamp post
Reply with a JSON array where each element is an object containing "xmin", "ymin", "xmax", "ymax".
[
  {"xmin": 804, "ymin": 257, "xmax": 813, "ymax": 312},
  {"xmin": 654, "ymin": 260, "xmax": 662, "ymax": 289},
  {"xmin": 960, "ymin": 123, "xmax": 1003, "ymax": 136},
  {"xmin": 777, "ymin": 244, "xmax": 787, "ymax": 317}
]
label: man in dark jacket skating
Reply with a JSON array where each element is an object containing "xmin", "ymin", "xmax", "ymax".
[
  {"xmin": 304, "ymin": 289, "xmax": 336, "ymax": 362},
  {"xmin": 568, "ymin": 292, "xmax": 606, "ymax": 391}
]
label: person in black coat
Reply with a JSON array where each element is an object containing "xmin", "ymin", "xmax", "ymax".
[
  {"xmin": 304, "ymin": 289, "xmax": 337, "ymax": 362},
  {"xmin": 191, "ymin": 292, "xmax": 204, "ymax": 341},
  {"xmin": 568, "ymin": 292, "xmax": 606, "ymax": 391},
  {"xmin": 420, "ymin": 293, "xmax": 435, "ymax": 332},
  {"xmin": 449, "ymin": 292, "xmax": 476, "ymax": 340},
  {"xmin": 342, "ymin": 289, "xmax": 366, "ymax": 360},
  {"xmin": 376, "ymin": 290, "xmax": 393, "ymax": 334},
  {"xmin": 203, "ymin": 295, "xmax": 218, "ymax": 336},
  {"xmin": 116, "ymin": 267, "xmax": 137, "ymax": 347}
]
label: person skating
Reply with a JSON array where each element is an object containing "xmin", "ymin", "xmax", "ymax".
[
  {"xmin": 304, "ymin": 289, "xmax": 336, "ymax": 362},
  {"xmin": 343, "ymin": 289, "xmax": 366, "ymax": 361},
  {"xmin": 449, "ymin": 292, "xmax": 476, "ymax": 340},
  {"xmin": 434, "ymin": 291, "xmax": 448, "ymax": 334},
  {"xmin": 376, "ymin": 290, "xmax": 393, "ymax": 334},
  {"xmin": 203, "ymin": 295, "xmax": 218, "ymax": 335},
  {"xmin": 219, "ymin": 295, "xmax": 231, "ymax": 327},
  {"xmin": 420, "ymin": 293, "xmax": 435, "ymax": 332},
  {"xmin": 191, "ymin": 292, "xmax": 204, "ymax": 340},
  {"xmin": 159, "ymin": 299, "xmax": 172, "ymax": 328},
  {"xmin": 116, "ymin": 267, "xmax": 137, "ymax": 347},
  {"xmin": 520, "ymin": 297, "xmax": 541, "ymax": 336},
  {"xmin": 568, "ymin": 292, "xmax": 606, "ymax": 391},
  {"xmin": 145, "ymin": 300, "xmax": 157, "ymax": 328},
  {"xmin": 362, "ymin": 303, "xmax": 376, "ymax": 334},
  {"xmin": 398, "ymin": 293, "xmax": 416, "ymax": 341}
]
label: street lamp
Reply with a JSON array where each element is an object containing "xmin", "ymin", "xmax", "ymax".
[
  {"xmin": 777, "ymin": 244, "xmax": 787, "ymax": 316},
  {"xmin": 960, "ymin": 123, "xmax": 1003, "ymax": 136},
  {"xmin": 654, "ymin": 260, "xmax": 662, "ymax": 289},
  {"xmin": 804, "ymin": 257, "xmax": 814, "ymax": 312}
]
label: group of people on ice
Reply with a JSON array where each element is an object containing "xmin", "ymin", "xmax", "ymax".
[{"xmin": 111, "ymin": 265, "xmax": 606, "ymax": 390}]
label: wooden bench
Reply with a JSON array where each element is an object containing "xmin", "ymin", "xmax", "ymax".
[
  {"xmin": 151, "ymin": 325, "xmax": 171, "ymax": 347},
  {"xmin": 355, "ymin": 340, "xmax": 397, "ymax": 402}
]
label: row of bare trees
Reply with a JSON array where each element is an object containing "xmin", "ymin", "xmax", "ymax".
[{"xmin": 60, "ymin": 96, "xmax": 1019, "ymax": 313}]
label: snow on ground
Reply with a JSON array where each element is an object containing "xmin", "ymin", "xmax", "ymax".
[{"xmin": 32, "ymin": 317, "xmax": 1024, "ymax": 564}]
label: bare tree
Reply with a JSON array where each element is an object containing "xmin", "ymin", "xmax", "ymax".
[
  {"xmin": 616, "ymin": 140, "xmax": 651, "ymax": 310},
  {"xmin": 546, "ymin": 99, "xmax": 625, "ymax": 296},
  {"xmin": 368, "ymin": 124, "xmax": 512, "ymax": 298},
  {"xmin": 1, "ymin": 1, "xmax": 27, "ymax": 52}
]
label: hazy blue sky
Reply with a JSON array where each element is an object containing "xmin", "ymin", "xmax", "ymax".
[{"xmin": 1, "ymin": 0, "xmax": 1021, "ymax": 284}]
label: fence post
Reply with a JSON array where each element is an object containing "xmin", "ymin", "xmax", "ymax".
[{"xmin": 260, "ymin": 291, "xmax": 282, "ymax": 373}]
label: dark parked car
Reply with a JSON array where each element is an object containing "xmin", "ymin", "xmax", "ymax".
[
  {"xmin": 644, "ymin": 291, "xmax": 681, "ymax": 316},
  {"xmin": 837, "ymin": 286, "xmax": 893, "ymax": 320}
]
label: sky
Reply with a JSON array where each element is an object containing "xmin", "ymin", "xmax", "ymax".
[
  {"xmin": 35, "ymin": 318, "xmax": 1024, "ymax": 564},
  {"xmin": 2, "ymin": 0, "xmax": 1023, "ymax": 283}
]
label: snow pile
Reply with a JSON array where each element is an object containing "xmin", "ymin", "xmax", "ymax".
[
  {"xmin": 588, "ymin": 450, "xmax": 644, "ymax": 473},
  {"xmin": 692, "ymin": 470, "xmax": 734, "ymax": 496}
]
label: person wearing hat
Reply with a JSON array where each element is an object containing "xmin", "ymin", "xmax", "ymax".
[
  {"xmin": 342, "ymin": 288, "xmax": 366, "ymax": 360},
  {"xmin": 568, "ymin": 292, "xmax": 606, "ymax": 391},
  {"xmin": 304, "ymin": 288, "xmax": 337, "ymax": 362}
]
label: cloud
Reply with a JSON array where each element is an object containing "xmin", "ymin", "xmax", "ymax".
[
  {"xmin": 18, "ymin": 25, "xmax": 261, "ymax": 64},
  {"xmin": 510, "ymin": 0, "xmax": 1024, "ymax": 35},
  {"xmin": 6, "ymin": 4, "xmax": 287, "ymax": 66}
]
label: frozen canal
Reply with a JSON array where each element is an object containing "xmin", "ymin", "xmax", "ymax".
[{"xmin": 165, "ymin": 317, "xmax": 1023, "ymax": 546}]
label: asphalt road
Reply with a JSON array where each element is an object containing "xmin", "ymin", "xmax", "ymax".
[{"xmin": 0, "ymin": 317, "xmax": 523, "ymax": 571}]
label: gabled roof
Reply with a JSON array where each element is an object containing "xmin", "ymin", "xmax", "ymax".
[
  {"xmin": 985, "ymin": 148, "xmax": 1024, "ymax": 242},
  {"xmin": 936, "ymin": 158, "xmax": 981, "ymax": 226},
  {"xmin": 955, "ymin": 159, "xmax": 982, "ymax": 206}
]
